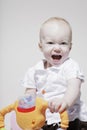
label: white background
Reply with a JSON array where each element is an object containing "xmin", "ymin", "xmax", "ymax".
[{"xmin": 0, "ymin": 0, "xmax": 87, "ymax": 129}]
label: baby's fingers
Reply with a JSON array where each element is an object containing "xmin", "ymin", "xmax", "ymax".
[
  {"xmin": 58, "ymin": 102, "xmax": 68, "ymax": 113},
  {"xmin": 48, "ymin": 100, "xmax": 61, "ymax": 113}
]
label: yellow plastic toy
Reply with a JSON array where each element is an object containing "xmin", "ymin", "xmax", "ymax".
[{"xmin": 0, "ymin": 97, "xmax": 69, "ymax": 130}]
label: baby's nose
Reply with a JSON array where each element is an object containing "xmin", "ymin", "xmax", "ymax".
[{"xmin": 53, "ymin": 44, "xmax": 62, "ymax": 53}]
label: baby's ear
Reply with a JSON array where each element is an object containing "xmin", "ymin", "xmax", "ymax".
[
  {"xmin": 38, "ymin": 43, "xmax": 43, "ymax": 51},
  {"xmin": 70, "ymin": 42, "xmax": 72, "ymax": 50}
]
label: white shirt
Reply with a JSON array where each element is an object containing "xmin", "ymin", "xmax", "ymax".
[{"xmin": 22, "ymin": 58, "xmax": 87, "ymax": 124}]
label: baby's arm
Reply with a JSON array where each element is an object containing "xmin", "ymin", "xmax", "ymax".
[
  {"xmin": 62, "ymin": 78, "xmax": 81, "ymax": 108},
  {"xmin": 49, "ymin": 78, "xmax": 81, "ymax": 113}
]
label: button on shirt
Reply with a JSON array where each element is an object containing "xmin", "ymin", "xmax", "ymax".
[{"xmin": 22, "ymin": 58, "xmax": 87, "ymax": 124}]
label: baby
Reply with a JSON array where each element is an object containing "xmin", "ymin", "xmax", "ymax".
[{"xmin": 22, "ymin": 17, "xmax": 87, "ymax": 130}]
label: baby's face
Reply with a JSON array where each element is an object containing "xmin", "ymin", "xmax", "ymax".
[{"xmin": 39, "ymin": 21, "xmax": 72, "ymax": 67}]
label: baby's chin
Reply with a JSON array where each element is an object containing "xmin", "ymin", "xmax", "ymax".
[{"xmin": 47, "ymin": 60, "xmax": 62, "ymax": 67}]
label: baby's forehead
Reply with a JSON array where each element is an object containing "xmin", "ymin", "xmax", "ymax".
[
  {"xmin": 42, "ymin": 19, "xmax": 70, "ymax": 31},
  {"xmin": 40, "ymin": 19, "xmax": 72, "ymax": 42},
  {"xmin": 40, "ymin": 20, "xmax": 71, "ymax": 38}
]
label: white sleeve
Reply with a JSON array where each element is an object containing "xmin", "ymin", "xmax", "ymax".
[
  {"xmin": 64, "ymin": 60, "xmax": 84, "ymax": 82},
  {"xmin": 21, "ymin": 67, "xmax": 36, "ymax": 89}
]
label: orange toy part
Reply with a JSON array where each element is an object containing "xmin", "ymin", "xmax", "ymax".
[{"xmin": 0, "ymin": 97, "xmax": 69, "ymax": 130}]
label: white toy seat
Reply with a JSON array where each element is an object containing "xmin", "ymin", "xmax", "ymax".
[{"xmin": 10, "ymin": 111, "xmax": 22, "ymax": 130}]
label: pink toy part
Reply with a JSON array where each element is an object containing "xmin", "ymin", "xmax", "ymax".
[{"xmin": 10, "ymin": 111, "xmax": 22, "ymax": 130}]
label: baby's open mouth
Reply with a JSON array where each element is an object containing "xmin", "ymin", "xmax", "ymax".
[{"xmin": 51, "ymin": 55, "xmax": 62, "ymax": 60}]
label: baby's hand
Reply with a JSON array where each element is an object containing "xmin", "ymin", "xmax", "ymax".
[{"xmin": 48, "ymin": 98, "xmax": 68, "ymax": 113}]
